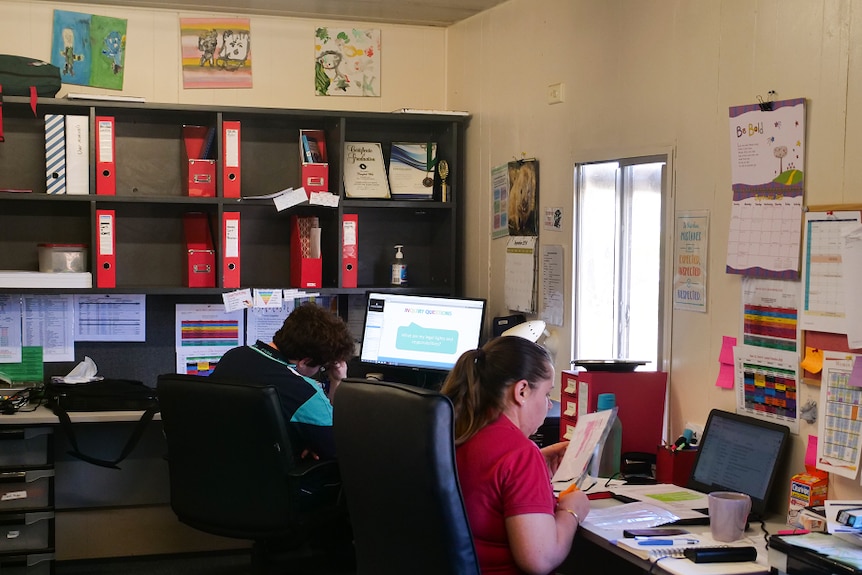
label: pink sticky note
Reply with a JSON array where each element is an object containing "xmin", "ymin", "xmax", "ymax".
[
  {"xmin": 805, "ymin": 435, "xmax": 818, "ymax": 468},
  {"xmin": 849, "ymin": 357, "xmax": 862, "ymax": 388},
  {"xmin": 715, "ymin": 362, "xmax": 735, "ymax": 389},
  {"xmin": 719, "ymin": 336, "xmax": 737, "ymax": 365}
]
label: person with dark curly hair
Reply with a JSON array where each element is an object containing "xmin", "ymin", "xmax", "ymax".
[{"xmin": 211, "ymin": 302, "xmax": 355, "ymax": 460}]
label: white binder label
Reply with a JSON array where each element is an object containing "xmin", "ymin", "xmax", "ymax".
[
  {"xmin": 225, "ymin": 219, "xmax": 239, "ymax": 258},
  {"xmin": 99, "ymin": 213, "xmax": 114, "ymax": 256},
  {"xmin": 225, "ymin": 128, "xmax": 239, "ymax": 168},
  {"xmin": 98, "ymin": 120, "xmax": 114, "ymax": 163}
]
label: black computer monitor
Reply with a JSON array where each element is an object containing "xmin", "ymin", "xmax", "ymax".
[
  {"xmin": 359, "ymin": 292, "xmax": 486, "ymax": 372},
  {"xmin": 687, "ymin": 409, "xmax": 790, "ymax": 519}
]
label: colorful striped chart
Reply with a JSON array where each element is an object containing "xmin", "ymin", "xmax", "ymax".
[{"xmin": 741, "ymin": 362, "xmax": 797, "ymax": 419}]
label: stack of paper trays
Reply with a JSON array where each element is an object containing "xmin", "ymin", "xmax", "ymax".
[{"xmin": 0, "ymin": 271, "xmax": 93, "ymax": 288}]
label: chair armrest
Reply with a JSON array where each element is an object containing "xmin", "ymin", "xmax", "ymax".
[
  {"xmin": 288, "ymin": 458, "xmax": 339, "ymax": 480},
  {"xmin": 287, "ymin": 459, "xmax": 342, "ymax": 512}
]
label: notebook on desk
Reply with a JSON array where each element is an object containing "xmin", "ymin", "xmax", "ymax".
[
  {"xmin": 615, "ymin": 535, "xmax": 766, "ymax": 575},
  {"xmin": 610, "ymin": 409, "xmax": 790, "ymax": 525}
]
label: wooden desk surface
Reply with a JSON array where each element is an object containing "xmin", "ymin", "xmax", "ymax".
[
  {"xmin": 556, "ymin": 494, "xmax": 781, "ymax": 575},
  {"xmin": 0, "ymin": 404, "xmax": 161, "ymax": 425}
]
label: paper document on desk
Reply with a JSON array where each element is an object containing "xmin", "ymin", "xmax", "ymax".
[
  {"xmin": 551, "ymin": 409, "xmax": 615, "ymax": 486},
  {"xmin": 609, "ymin": 483, "xmax": 711, "ymax": 521},
  {"xmin": 775, "ymin": 532, "xmax": 862, "ymax": 569},
  {"xmin": 584, "ymin": 501, "xmax": 680, "ymax": 539}
]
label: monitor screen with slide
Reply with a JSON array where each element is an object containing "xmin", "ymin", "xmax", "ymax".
[{"xmin": 359, "ymin": 292, "xmax": 486, "ymax": 372}]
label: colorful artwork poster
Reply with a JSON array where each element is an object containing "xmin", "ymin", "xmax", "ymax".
[
  {"xmin": 314, "ymin": 27, "xmax": 380, "ymax": 97},
  {"xmin": 673, "ymin": 210, "xmax": 709, "ymax": 312},
  {"xmin": 180, "ymin": 18, "xmax": 252, "ymax": 89},
  {"xmin": 728, "ymin": 98, "xmax": 805, "ymax": 193},
  {"xmin": 51, "ymin": 10, "xmax": 127, "ymax": 90}
]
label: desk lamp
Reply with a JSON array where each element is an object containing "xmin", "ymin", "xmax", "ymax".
[{"xmin": 501, "ymin": 319, "xmax": 548, "ymax": 343}]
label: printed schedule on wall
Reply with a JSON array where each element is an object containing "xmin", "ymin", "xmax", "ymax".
[
  {"xmin": 734, "ymin": 343, "xmax": 799, "ymax": 434},
  {"xmin": 816, "ymin": 353, "xmax": 862, "ymax": 479},
  {"xmin": 800, "ymin": 210, "xmax": 862, "ymax": 334}
]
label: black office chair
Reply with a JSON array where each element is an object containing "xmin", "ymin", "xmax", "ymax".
[
  {"xmin": 157, "ymin": 373, "xmax": 345, "ymax": 574},
  {"xmin": 333, "ymin": 378, "xmax": 479, "ymax": 575}
]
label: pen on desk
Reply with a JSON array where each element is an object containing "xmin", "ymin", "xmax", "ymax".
[{"xmin": 637, "ymin": 539, "xmax": 699, "ymax": 546}]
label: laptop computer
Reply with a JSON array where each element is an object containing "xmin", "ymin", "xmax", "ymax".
[
  {"xmin": 608, "ymin": 408, "xmax": 791, "ymax": 524},
  {"xmin": 675, "ymin": 408, "xmax": 791, "ymax": 524}
]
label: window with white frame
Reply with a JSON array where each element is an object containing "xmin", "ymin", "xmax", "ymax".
[{"xmin": 573, "ymin": 155, "xmax": 670, "ymax": 370}]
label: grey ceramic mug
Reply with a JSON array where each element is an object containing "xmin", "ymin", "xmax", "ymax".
[{"xmin": 708, "ymin": 491, "xmax": 751, "ymax": 542}]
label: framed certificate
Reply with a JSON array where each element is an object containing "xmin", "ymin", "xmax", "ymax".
[
  {"xmin": 389, "ymin": 142, "xmax": 436, "ymax": 199},
  {"xmin": 343, "ymin": 142, "xmax": 390, "ymax": 198}
]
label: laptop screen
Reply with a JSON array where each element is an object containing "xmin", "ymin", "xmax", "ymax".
[{"xmin": 687, "ymin": 409, "xmax": 790, "ymax": 518}]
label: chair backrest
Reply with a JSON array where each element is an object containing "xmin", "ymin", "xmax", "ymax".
[
  {"xmin": 334, "ymin": 378, "xmax": 479, "ymax": 575},
  {"xmin": 156, "ymin": 373, "xmax": 299, "ymax": 539}
]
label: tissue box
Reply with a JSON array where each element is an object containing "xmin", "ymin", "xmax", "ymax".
[
  {"xmin": 38, "ymin": 243, "xmax": 87, "ymax": 272},
  {"xmin": 788, "ymin": 470, "xmax": 828, "ymax": 527}
]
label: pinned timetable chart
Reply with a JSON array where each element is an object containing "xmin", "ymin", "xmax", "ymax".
[
  {"xmin": 816, "ymin": 353, "xmax": 862, "ymax": 479},
  {"xmin": 800, "ymin": 211, "xmax": 862, "ymax": 334}
]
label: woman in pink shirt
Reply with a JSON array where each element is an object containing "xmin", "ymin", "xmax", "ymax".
[{"xmin": 441, "ymin": 336, "xmax": 589, "ymax": 575}]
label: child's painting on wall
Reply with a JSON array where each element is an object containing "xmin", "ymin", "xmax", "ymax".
[
  {"xmin": 314, "ymin": 28, "xmax": 380, "ymax": 97},
  {"xmin": 51, "ymin": 9, "xmax": 127, "ymax": 90},
  {"xmin": 180, "ymin": 18, "xmax": 252, "ymax": 89}
]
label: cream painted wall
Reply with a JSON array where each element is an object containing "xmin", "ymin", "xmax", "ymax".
[
  {"xmin": 0, "ymin": 0, "xmax": 447, "ymax": 111},
  {"xmin": 449, "ymin": 0, "xmax": 862, "ymax": 502},
  {"xmin": 4, "ymin": 0, "xmax": 862, "ymax": 519}
]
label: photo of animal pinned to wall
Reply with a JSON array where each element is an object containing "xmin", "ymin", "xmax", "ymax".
[
  {"xmin": 180, "ymin": 17, "xmax": 252, "ymax": 89},
  {"xmin": 507, "ymin": 160, "xmax": 539, "ymax": 236}
]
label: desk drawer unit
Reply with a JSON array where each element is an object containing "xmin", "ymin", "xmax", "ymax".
[
  {"xmin": 0, "ymin": 429, "xmax": 52, "ymax": 468},
  {"xmin": 0, "ymin": 427, "xmax": 54, "ymax": 571},
  {"xmin": 0, "ymin": 552, "xmax": 54, "ymax": 575},
  {"xmin": 0, "ymin": 512, "xmax": 54, "ymax": 554},
  {"xmin": 0, "ymin": 470, "xmax": 54, "ymax": 512}
]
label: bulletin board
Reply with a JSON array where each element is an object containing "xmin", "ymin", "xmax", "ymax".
[{"xmin": 800, "ymin": 204, "xmax": 862, "ymax": 385}]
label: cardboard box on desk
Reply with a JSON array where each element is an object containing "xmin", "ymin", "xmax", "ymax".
[
  {"xmin": 290, "ymin": 215, "xmax": 322, "ymax": 288},
  {"xmin": 300, "ymin": 129, "xmax": 328, "ymax": 195},
  {"xmin": 788, "ymin": 468, "xmax": 827, "ymax": 527},
  {"xmin": 182, "ymin": 125, "xmax": 216, "ymax": 197}
]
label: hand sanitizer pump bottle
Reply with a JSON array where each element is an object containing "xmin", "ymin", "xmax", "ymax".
[
  {"xmin": 589, "ymin": 393, "xmax": 622, "ymax": 479},
  {"xmin": 391, "ymin": 245, "xmax": 408, "ymax": 286}
]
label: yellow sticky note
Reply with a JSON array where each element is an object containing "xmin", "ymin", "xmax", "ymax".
[{"xmin": 800, "ymin": 346, "xmax": 824, "ymax": 374}]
